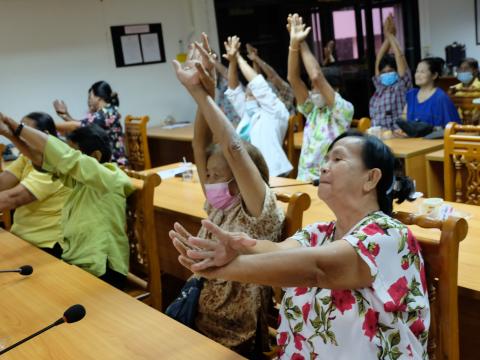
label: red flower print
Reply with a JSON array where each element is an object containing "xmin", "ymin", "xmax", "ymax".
[
  {"xmin": 420, "ymin": 264, "xmax": 427, "ymax": 293},
  {"xmin": 357, "ymin": 241, "xmax": 377, "ymax": 266},
  {"xmin": 369, "ymin": 242, "xmax": 380, "ymax": 256},
  {"xmin": 302, "ymin": 302, "xmax": 311, "ymax": 322},
  {"xmin": 310, "ymin": 232, "xmax": 318, "ymax": 246},
  {"xmin": 407, "ymin": 344, "xmax": 413, "ymax": 358},
  {"xmin": 401, "ymin": 256, "xmax": 409, "ymax": 270},
  {"xmin": 317, "ymin": 222, "xmax": 335, "ymax": 236},
  {"xmin": 407, "ymin": 229, "xmax": 420, "ymax": 254},
  {"xmin": 410, "ymin": 318, "xmax": 425, "ymax": 337},
  {"xmin": 294, "ymin": 333, "xmax": 306, "ymax": 351},
  {"xmin": 387, "ymin": 276, "xmax": 409, "ymax": 305},
  {"xmin": 362, "ymin": 308, "xmax": 379, "ymax": 341},
  {"xmin": 292, "ymin": 353, "xmax": 305, "ymax": 360},
  {"xmin": 362, "ymin": 223, "xmax": 385, "ymax": 235},
  {"xmin": 384, "ymin": 301, "xmax": 407, "ymax": 312},
  {"xmin": 277, "ymin": 331, "xmax": 288, "ymax": 346},
  {"xmin": 295, "ymin": 287, "xmax": 308, "ymax": 296},
  {"xmin": 331, "ymin": 290, "xmax": 356, "ymax": 314}
]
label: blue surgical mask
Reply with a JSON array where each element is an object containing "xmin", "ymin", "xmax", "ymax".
[
  {"xmin": 457, "ymin": 71, "xmax": 474, "ymax": 85},
  {"xmin": 379, "ymin": 71, "xmax": 399, "ymax": 86}
]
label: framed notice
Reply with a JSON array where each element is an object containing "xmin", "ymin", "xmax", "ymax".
[{"xmin": 110, "ymin": 23, "xmax": 166, "ymax": 67}]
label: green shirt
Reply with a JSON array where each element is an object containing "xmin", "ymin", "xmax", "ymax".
[{"xmin": 42, "ymin": 136, "xmax": 135, "ymax": 277}]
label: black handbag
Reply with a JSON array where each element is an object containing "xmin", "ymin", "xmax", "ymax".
[
  {"xmin": 395, "ymin": 119, "xmax": 434, "ymax": 138},
  {"xmin": 165, "ymin": 277, "xmax": 204, "ymax": 327}
]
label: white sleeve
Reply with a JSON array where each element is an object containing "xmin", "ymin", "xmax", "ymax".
[
  {"xmin": 248, "ymin": 75, "xmax": 289, "ymax": 124},
  {"xmin": 225, "ymin": 85, "xmax": 246, "ymax": 117}
]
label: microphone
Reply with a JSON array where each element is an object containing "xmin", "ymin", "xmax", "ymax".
[
  {"xmin": 0, "ymin": 304, "xmax": 86, "ymax": 355},
  {"xmin": 0, "ymin": 265, "xmax": 33, "ymax": 276},
  {"xmin": 270, "ymin": 179, "xmax": 320, "ymax": 188}
]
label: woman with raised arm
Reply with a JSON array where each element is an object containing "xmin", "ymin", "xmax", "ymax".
[
  {"xmin": 0, "ymin": 115, "xmax": 134, "ymax": 289},
  {"xmin": 222, "ymin": 35, "xmax": 293, "ymax": 177},
  {"xmin": 369, "ymin": 15, "xmax": 412, "ymax": 130},
  {"xmin": 287, "ymin": 14, "xmax": 354, "ymax": 181},
  {"xmin": 170, "ymin": 34, "xmax": 285, "ymax": 356},
  {"xmin": 172, "ymin": 130, "xmax": 430, "ymax": 359},
  {"xmin": 53, "ymin": 81, "xmax": 128, "ymax": 165}
]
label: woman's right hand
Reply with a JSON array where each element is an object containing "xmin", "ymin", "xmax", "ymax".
[
  {"xmin": 383, "ymin": 14, "xmax": 396, "ymax": 37},
  {"xmin": 53, "ymin": 99, "xmax": 68, "ymax": 118},
  {"xmin": 288, "ymin": 13, "xmax": 311, "ymax": 46},
  {"xmin": 223, "ymin": 36, "xmax": 241, "ymax": 62}
]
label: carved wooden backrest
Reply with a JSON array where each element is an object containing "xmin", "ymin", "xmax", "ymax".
[
  {"xmin": 0, "ymin": 144, "xmax": 11, "ymax": 230},
  {"xmin": 125, "ymin": 115, "xmax": 152, "ymax": 171},
  {"xmin": 351, "ymin": 117, "xmax": 371, "ymax": 133},
  {"xmin": 393, "ymin": 211, "xmax": 468, "ymax": 360},
  {"xmin": 444, "ymin": 123, "xmax": 480, "ymax": 203},
  {"xmin": 449, "ymin": 91, "xmax": 480, "ymax": 125},
  {"xmin": 124, "ymin": 169, "xmax": 162, "ymax": 310},
  {"xmin": 285, "ymin": 113, "xmax": 304, "ymax": 164}
]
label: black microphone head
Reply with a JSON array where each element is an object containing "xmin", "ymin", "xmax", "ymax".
[
  {"xmin": 63, "ymin": 304, "xmax": 86, "ymax": 324},
  {"xmin": 19, "ymin": 265, "xmax": 33, "ymax": 276},
  {"xmin": 312, "ymin": 179, "xmax": 320, "ymax": 187}
]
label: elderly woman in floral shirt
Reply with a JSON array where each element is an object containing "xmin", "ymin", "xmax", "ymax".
[{"xmin": 172, "ymin": 130, "xmax": 430, "ymax": 359}]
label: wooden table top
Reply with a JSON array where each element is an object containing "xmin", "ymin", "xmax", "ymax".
[
  {"xmin": 426, "ymin": 149, "xmax": 444, "ymax": 162},
  {"xmin": 293, "ymin": 132, "xmax": 444, "ymax": 158},
  {"xmin": 0, "ymin": 230, "xmax": 243, "ymax": 360},
  {"xmin": 147, "ymin": 124, "xmax": 194, "ymax": 141}
]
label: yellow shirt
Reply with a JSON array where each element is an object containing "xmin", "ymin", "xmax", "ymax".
[
  {"xmin": 453, "ymin": 77, "xmax": 480, "ymax": 96},
  {"xmin": 6, "ymin": 155, "xmax": 70, "ymax": 248}
]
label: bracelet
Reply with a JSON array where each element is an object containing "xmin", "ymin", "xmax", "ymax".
[
  {"xmin": 289, "ymin": 46, "xmax": 300, "ymax": 52},
  {"xmin": 14, "ymin": 122, "xmax": 24, "ymax": 137}
]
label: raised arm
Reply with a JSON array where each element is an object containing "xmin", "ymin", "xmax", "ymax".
[
  {"xmin": 53, "ymin": 100, "xmax": 80, "ymax": 122},
  {"xmin": 236, "ymin": 53, "xmax": 258, "ymax": 83},
  {"xmin": 223, "ymin": 36, "xmax": 241, "ymax": 90},
  {"xmin": 247, "ymin": 44, "xmax": 287, "ymax": 90},
  {"xmin": 375, "ymin": 39, "xmax": 391, "ymax": 77},
  {"xmin": 385, "ymin": 15, "xmax": 408, "ymax": 77},
  {"xmin": 287, "ymin": 14, "xmax": 310, "ymax": 105},
  {"xmin": 173, "ymin": 57, "xmax": 266, "ymax": 217}
]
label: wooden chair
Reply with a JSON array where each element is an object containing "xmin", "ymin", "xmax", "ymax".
[
  {"xmin": 285, "ymin": 113, "xmax": 304, "ymax": 164},
  {"xmin": 123, "ymin": 169, "xmax": 162, "ymax": 310},
  {"xmin": 351, "ymin": 117, "xmax": 371, "ymax": 133},
  {"xmin": 0, "ymin": 144, "xmax": 12, "ymax": 231},
  {"xmin": 444, "ymin": 122, "xmax": 480, "ymax": 203},
  {"xmin": 125, "ymin": 115, "xmax": 152, "ymax": 171},
  {"xmin": 449, "ymin": 87, "xmax": 480, "ymax": 125},
  {"xmin": 393, "ymin": 211, "xmax": 468, "ymax": 360}
]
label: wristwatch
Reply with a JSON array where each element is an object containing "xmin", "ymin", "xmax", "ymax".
[{"xmin": 14, "ymin": 122, "xmax": 24, "ymax": 137}]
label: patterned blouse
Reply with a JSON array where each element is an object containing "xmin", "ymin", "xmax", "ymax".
[
  {"xmin": 277, "ymin": 212, "xmax": 430, "ymax": 359},
  {"xmin": 81, "ymin": 105, "xmax": 128, "ymax": 166},
  {"xmin": 195, "ymin": 185, "xmax": 285, "ymax": 354},
  {"xmin": 297, "ymin": 93, "xmax": 353, "ymax": 181}
]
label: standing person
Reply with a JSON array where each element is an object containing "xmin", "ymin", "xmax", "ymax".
[
  {"xmin": 246, "ymin": 43, "xmax": 296, "ymax": 114},
  {"xmin": 369, "ymin": 15, "xmax": 412, "ymax": 130},
  {"xmin": 0, "ymin": 112, "xmax": 69, "ymax": 258},
  {"xmin": 403, "ymin": 57, "xmax": 460, "ymax": 127},
  {"xmin": 171, "ymin": 131, "xmax": 429, "ymax": 360},
  {"xmin": 223, "ymin": 36, "xmax": 293, "ymax": 176},
  {"xmin": 170, "ymin": 34, "xmax": 285, "ymax": 356},
  {"xmin": 287, "ymin": 13, "xmax": 354, "ymax": 181},
  {"xmin": 53, "ymin": 81, "xmax": 128, "ymax": 165}
]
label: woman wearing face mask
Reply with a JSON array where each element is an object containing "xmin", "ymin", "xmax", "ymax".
[
  {"xmin": 53, "ymin": 81, "xmax": 128, "ymax": 166},
  {"xmin": 287, "ymin": 14, "xmax": 354, "ymax": 181},
  {"xmin": 402, "ymin": 57, "xmax": 460, "ymax": 127},
  {"xmin": 453, "ymin": 58, "xmax": 480, "ymax": 96},
  {"xmin": 169, "ymin": 35, "xmax": 285, "ymax": 356},
  {"xmin": 223, "ymin": 35, "xmax": 292, "ymax": 177},
  {"xmin": 370, "ymin": 15, "xmax": 412, "ymax": 130}
]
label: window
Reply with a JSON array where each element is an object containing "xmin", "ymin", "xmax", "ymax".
[
  {"xmin": 332, "ymin": 8, "xmax": 359, "ymax": 61},
  {"xmin": 311, "ymin": 11, "xmax": 323, "ymax": 63}
]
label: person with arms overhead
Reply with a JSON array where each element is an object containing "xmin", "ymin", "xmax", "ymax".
[
  {"xmin": 287, "ymin": 13, "xmax": 354, "ymax": 181},
  {"xmin": 369, "ymin": 15, "xmax": 412, "ymax": 130},
  {"xmin": 169, "ymin": 34, "xmax": 285, "ymax": 357},
  {"xmin": 0, "ymin": 115, "xmax": 134, "ymax": 289}
]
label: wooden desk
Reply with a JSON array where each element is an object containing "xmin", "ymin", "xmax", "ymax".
[
  {"xmin": 0, "ymin": 230, "xmax": 243, "ymax": 359},
  {"xmin": 426, "ymin": 149, "xmax": 445, "ymax": 198},
  {"xmin": 293, "ymin": 133, "xmax": 443, "ymax": 193},
  {"xmin": 147, "ymin": 125, "xmax": 194, "ymax": 167}
]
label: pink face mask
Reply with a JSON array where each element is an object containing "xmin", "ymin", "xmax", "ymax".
[{"xmin": 205, "ymin": 179, "xmax": 240, "ymax": 210}]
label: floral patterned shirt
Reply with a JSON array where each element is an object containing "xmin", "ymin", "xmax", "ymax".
[
  {"xmin": 296, "ymin": 93, "xmax": 353, "ymax": 181},
  {"xmin": 81, "ymin": 105, "xmax": 128, "ymax": 166},
  {"xmin": 277, "ymin": 212, "xmax": 430, "ymax": 359}
]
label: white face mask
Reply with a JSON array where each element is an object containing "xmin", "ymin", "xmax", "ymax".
[{"xmin": 311, "ymin": 92, "xmax": 327, "ymax": 108}]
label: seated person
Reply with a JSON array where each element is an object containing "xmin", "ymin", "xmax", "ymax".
[
  {"xmin": 453, "ymin": 57, "xmax": 480, "ymax": 96},
  {"xmin": 0, "ymin": 117, "xmax": 134, "ymax": 289},
  {"xmin": 287, "ymin": 14, "xmax": 353, "ymax": 181},
  {"xmin": 223, "ymin": 36, "xmax": 293, "ymax": 177},
  {"xmin": 172, "ymin": 130, "xmax": 429, "ymax": 359},
  {"xmin": 0, "ymin": 112, "xmax": 70, "ymax": 257},
  {"xmin": 403, "ymin": 57, "xmax": 460, "ymax": 127},
  {"xmin": 170, "ymin": 35, "xmax": 285, "ymax": 357},
  {"xmin": 369, "ymin": 15, "xmax": 412, "ymax": 130},
  {"xmin": 53, "ymin": 81, "xmax": 128, "ymax": 166},
  {"xmin": 246, "ymin": 43, "xmax": 296, "ymax": 114}
]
